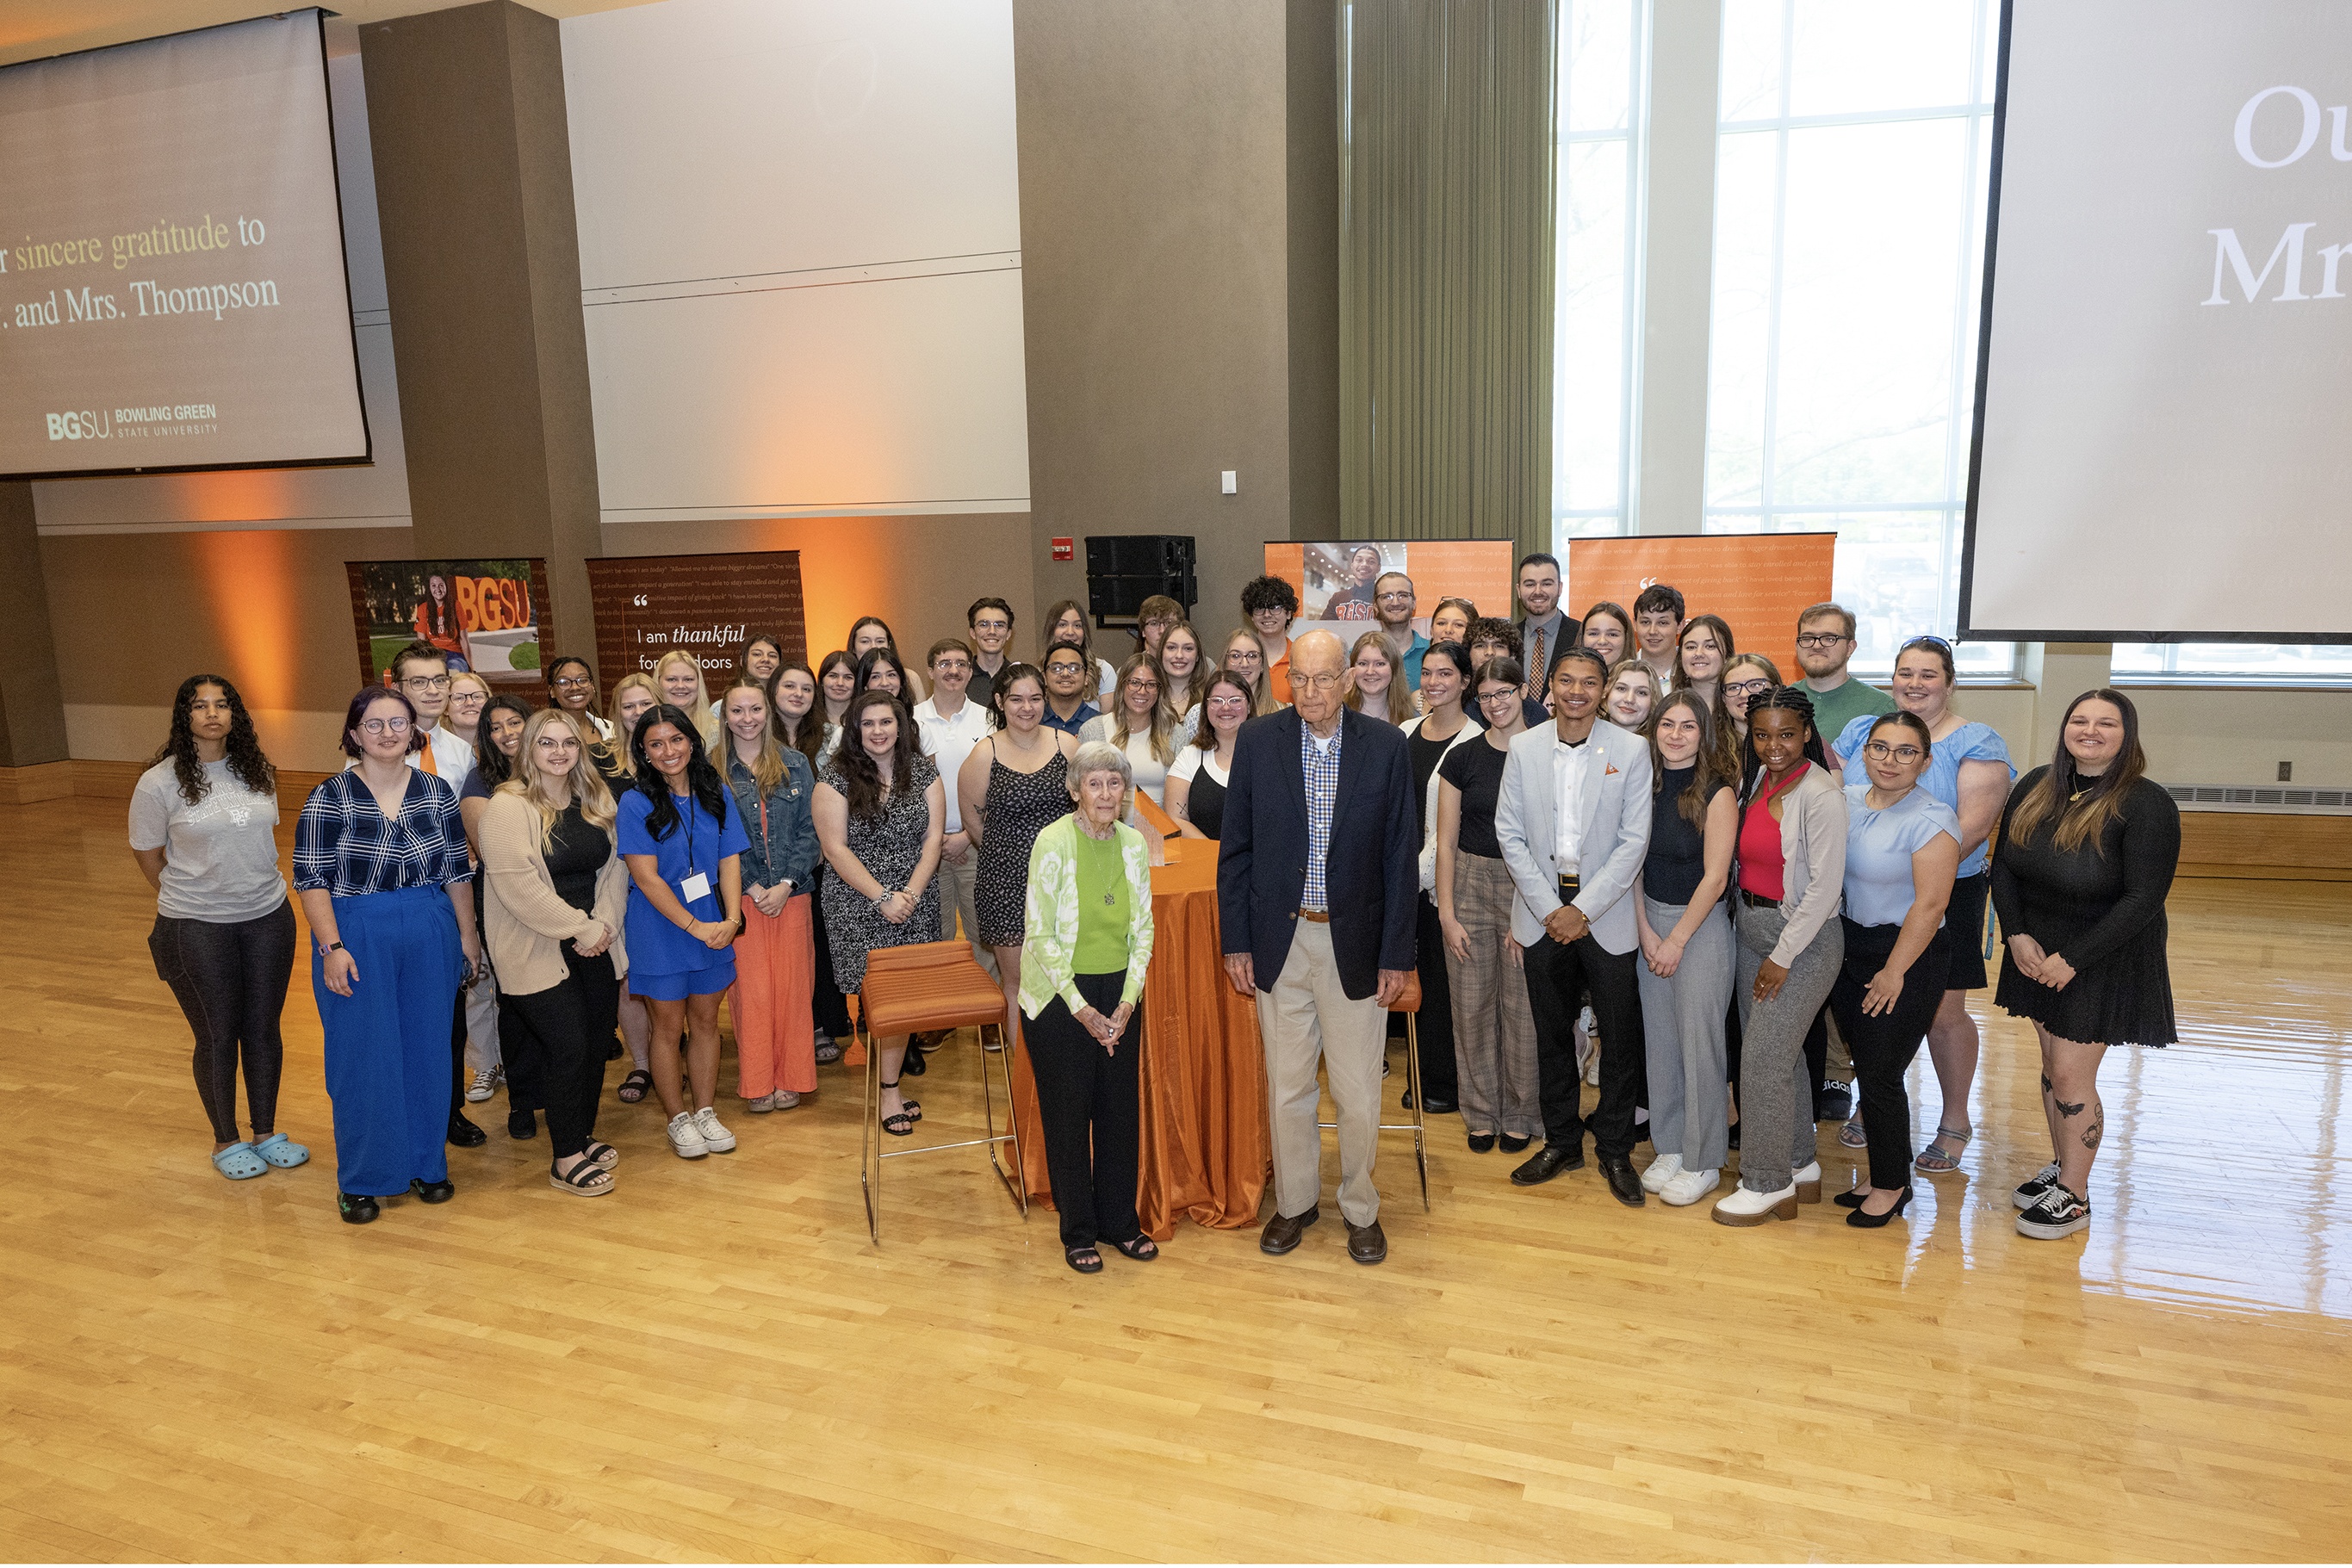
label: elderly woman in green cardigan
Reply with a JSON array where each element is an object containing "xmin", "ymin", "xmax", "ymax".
[{"xmin": 1020, "ymin": 739, "xmax": 1158, "ymax": 1274}]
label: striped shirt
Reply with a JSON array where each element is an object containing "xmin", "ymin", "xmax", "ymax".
[
  {"xmin": 294, "ymin": 767, "xmax": 472, "ymax": 898},
  {"xmin": 1300, "ymin": 721, "xmax": 1342, "ymax": 913}
]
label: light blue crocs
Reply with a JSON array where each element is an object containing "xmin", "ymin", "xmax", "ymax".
[
  {"xmin": 212, "ymin": 1142, "xmax": 268, "ymax": 1180},
  {"xmin": 251, "ymin": 1132, "xmax": 310, "ymax": 1169}
]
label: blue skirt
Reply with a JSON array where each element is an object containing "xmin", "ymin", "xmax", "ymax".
[{"xmin": 314, "ymin": 884, "xmax": 463, "ymax": 1196}]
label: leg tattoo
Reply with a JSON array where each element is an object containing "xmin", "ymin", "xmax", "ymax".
[
  {"xmin": 2041, "ymin": 1072, "xmax": 2053, "ymax": 1095},
  {"xmin": 2057, "ymin": 1097, "xmax": 2085, "ymax": 1117},
  {"xmin": 2081, "ymin": 1118, "xmax": 2102, "ymax": 1152}
]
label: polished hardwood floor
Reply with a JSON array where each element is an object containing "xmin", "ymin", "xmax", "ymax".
[{"xmin": 3, "ymin": 796, "xmax": 2349, "ymax": 1562}]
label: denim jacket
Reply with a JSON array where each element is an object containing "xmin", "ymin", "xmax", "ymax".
[{"xmin": 725, "ymin": 749, "xmax": 818, "ymax": 892}]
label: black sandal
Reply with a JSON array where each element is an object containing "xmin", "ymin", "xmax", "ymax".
[
  {"xmin": 549, "ymin": 1158, "xmax": 613, "ymax": 1196},
  {"xmin": 880, "ymin": 1078, "xmax": 915, "ymax": 1137},
  {"xmin": 1065, "ymin": 1246, "xmax": 1103, "ymax": 1274},
  {"xmin": 617, "ymin": 1069, "xmax": 652, "ymax": 1103},
  {"xmin": 1109, "ymin": 1235, "xmax": 1158, "ymax": 1261},
  {"xmin": 583, "ymin": 1142, "xmax": 618, "ymax": 1169}
]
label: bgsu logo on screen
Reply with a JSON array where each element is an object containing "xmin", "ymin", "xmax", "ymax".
[{"xmin": 45, "ymin": 411, "xmax": 109, "ymax": 440}]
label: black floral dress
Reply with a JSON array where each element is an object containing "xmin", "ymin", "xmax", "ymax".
[{"xmin": 820, "ymin": 755, "xmax": 941, "ymax": 992}]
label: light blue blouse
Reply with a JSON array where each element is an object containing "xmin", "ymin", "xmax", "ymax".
[
  {"xmin": 1834, "ymin": 714, "xmax": 2012, "ymax": 877},
  {"xmin": 1840, "ymin": 782, "xmax": 1963, "ymax": 928}
]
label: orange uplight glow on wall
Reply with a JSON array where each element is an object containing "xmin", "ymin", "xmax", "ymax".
[{"xmin": 189, "ymin": 530, "xmax": 299, "ymax": 710}]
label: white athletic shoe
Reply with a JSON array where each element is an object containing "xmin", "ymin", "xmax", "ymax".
[
  {"xmin": 667, "ymin": 1111, "xmax": 708, "ymax": 1159},
  {"xmin": 1792, "ymin": 1160, "xmax": 1822, "ymax": 1204},
  {"xmin": 1711, "ymin": 1181, "xmax": 1798, "ymax": 1226},
  {"xmin": 692, "ymin": 1105, "xmax": 736, "ymax": 1153},
  {"xmin": 465, "ymin": 1065, "xmax": 502, "ymax": 1103},
  {"xmin": 1660, "ymin": 1168, "xmax": 1721, "ymax": 1206},
  {"xmin": 1641, "ymin": 1152, "xmax": 1684, "ymax": 1193}
]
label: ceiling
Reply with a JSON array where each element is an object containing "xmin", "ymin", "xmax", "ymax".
[{"xmin": 0, "ymin": 0, "xmax": 658, "ymax": 67}]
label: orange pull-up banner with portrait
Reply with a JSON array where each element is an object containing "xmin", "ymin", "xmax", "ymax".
[{"xmin": 1567, "ymin": 533, "xmax": 1835, "ymax": 677}]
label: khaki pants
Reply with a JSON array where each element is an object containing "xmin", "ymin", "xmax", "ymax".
[
  {"xmin": 934, "ymin": 853, "xmax": 999, "ymax": 982},
  {"xmin": 1257, "ymin": 919, "xmax": 1385, "ymax": 1226}
]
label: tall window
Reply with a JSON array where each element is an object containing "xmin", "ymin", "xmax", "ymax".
[
  {"xmin": 1551, "ymin": 0, "xmax": 1647, "ymax": 545},
  {"xmin": 1703, "ymin": 0, "xmax": 2005, "ymax": 676}
]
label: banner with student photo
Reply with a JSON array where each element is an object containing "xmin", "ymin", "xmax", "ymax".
[
  {"xmin": 345, "ymin": 559, "xmax": 549, "ymax": 691},
  {"xmin": 1262, "ymin": 540, "xmax": 1517, "ymax": 641}
]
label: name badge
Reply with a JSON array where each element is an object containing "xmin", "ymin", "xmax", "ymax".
[{"xmin": 680, "ymin": 871, "xmax": 712, "ymax": 903}]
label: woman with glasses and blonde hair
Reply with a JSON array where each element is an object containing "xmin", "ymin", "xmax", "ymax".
[
  {"xmin": 1826, "ymin": 634, "xmax": 2013, "ymax": 1175},
  {"xmin": 1344, "ymin": 630, "xmax": 1416, "ymax": 726},
  {"xmin": 1221, "ymin": 628, "xmax": 1280, "ymax": 716},
  {"xmin": 717, "ymin": 673, "xmax": 819, "ymax": 1112},
  {"xmin": 438, "ymin": 671, "xmax": 492, "ymax": 759},
  {"xmin": 1081, "ymin": 653, "xmax": 1178, "ymax": 806},
  {"xmin": 481, "ymin": 710, "xmax": 629, "ymax": 1196}
]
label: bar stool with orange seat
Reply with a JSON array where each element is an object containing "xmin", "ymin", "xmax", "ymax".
[
  {"xmin": 852, "ymin": 939, "xmax": 1027, "ymax": 1243},
  {"xmin": 1317, "ymin": 969, "xmax": 1430, "ymax": 1211}
]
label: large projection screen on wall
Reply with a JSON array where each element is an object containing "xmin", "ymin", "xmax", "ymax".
[
  {"xmin": 0, "ymin": 10, "xmax": 367, "ymax": 480},
  {"xmin": 1961, "ymin": 0, "xmax": 2352, "ymax": 642}
]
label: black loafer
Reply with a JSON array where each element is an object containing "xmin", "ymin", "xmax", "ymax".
[
  {"xmin": 1510, "ymin": 1143, "xmax": 1585, "ymax": 1186},
  {"xmin": 1400, "ymin": 1089, "xmax": 1414, "ymax": 1109},
  {"xmin": 605, "ymin": 1038, "xmax": 624, "ymax": 1061},
  {"xmin": 409, "ymin": 1177, "xmax": 456, "ymax": 1204},
  {"xmin": 1600, "ymin": 1153, "xmax": 1646, "ymax": 1206},
  {"xmin": 338, "ymin": 1192, "xmax": 379, "ymax": 1224},
  {"xmin": 1467, "ymin": 1131, "xmax": 1496, "ymax": 1153},
  {"xmin": 446, "ymin": 1113, "xmax": 487, "ymax": 1149},
  {"xmin": 508, "ymin": 1107, "xmax": 537, "ymax": 1140},
  {"xmin": 1499, "ymin": 1132, "xmax": 1531, "ymax": 1154},
  {"xmin": 1422, "ymin": 1096, "xmax": 1456, "ymax": 1114},
  {"xmin": 902, "ymin": 1044, "xmax": 927, "ymax": 1076}
]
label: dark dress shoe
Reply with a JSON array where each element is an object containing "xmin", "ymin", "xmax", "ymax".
[
  {"xmin": 605, "ymin": 1038, "xmax": 624, "ymax": 1060},
  {"xmin": 902, "ymin": 1043, "xmax": 928, "ymax": 1076},
  {"xmin": 1599, "ymin": 1153, "xmax": 1646, "ymax": 1206},
  {"xmin": 508, "ymin": 1107, "xmax": 537, "ymax": 1140},
  {"xmin": 1467, "ymin": 1131, "xmax": 1497, "ymax": 1153},
  {"xmin": 1633, "ymin": 1119, "xmax": 1651, "ymax": 1144},
  {"xmin": 1510, "ymin": 1142, "xmax": 1585, "ymax": 1186},
  {"xmin": 1833, "ymin": 1188, "xmax": 1869, "ymax": 1209},
  {"xmin": 409, "ymin": 1177, "xmax": 456, "ymax": 1204},
  {"xmin": 1400, "ymin": 1089, "xmax": 1413, "ymax": 1109},
  {"xmin": 1346, "ymin": 1218, "xmax": 1387, "ymax": 1265},
  {"xmin": 1846, "ymin": 1187, "xmax": 1913, "ymax": 1228},
  {"xmin": 1728, "ymin": 1121, "xmax": 1742, "ymax": 1151},
  {"xmin": 1259, "ymin": 1205, "xmax": 1319, "ymax": 1255},
  {"xmin": 337, "ymin": 1192, "xmax": 380, "ymax": 1224},
  {"xmin": 447, "ymin": 1112, "xmax": 487, "ymax": 1148},
  {"xmin": 1422, "ymin": 1096, "xmax": 1456, "ymax": 1114},
  {"xmin": 1498, "ymin": 1132, "xmax": 1531, "ymax": 1154}
]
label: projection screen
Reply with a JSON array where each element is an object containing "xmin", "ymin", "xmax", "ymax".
[
  {"xmin": 1961, "ymin": 0, "xmax": 2352, "ymax": 642},
  {"xmin": 0, "ymin": 10, "xmax": 367, "ymax": 479}
]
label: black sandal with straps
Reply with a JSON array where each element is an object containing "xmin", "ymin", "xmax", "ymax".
[
  {"xmin": 1109, "ymin": 1235, "xmax": 1159, "ymax": 1261},
  {"xmin": 880, "ymin": 1078, "xmax": 915, "ymax": 1137}
]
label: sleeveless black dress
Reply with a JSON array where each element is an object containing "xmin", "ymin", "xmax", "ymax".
[{"xmin": 973, "ymin": 745, "xmax": 1072, "ymax": 948}]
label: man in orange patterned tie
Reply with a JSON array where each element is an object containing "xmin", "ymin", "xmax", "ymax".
[{"xmin": 1513, "ymin": 553, "xmax": 1581, "ymax": 708}]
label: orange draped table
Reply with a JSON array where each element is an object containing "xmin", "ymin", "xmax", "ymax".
[{"xmin": 1008, "ymin": 834, "xmax": 1269, "ymax": 1241}]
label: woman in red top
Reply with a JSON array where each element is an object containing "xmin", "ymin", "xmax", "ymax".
[{"xmin": 413, "ymin": 573, "xmax": 469, "ymax": 669}]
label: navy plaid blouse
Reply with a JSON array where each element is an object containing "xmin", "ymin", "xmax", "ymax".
[{"xmin": 294, "ymin": 767, "xmax": 473, "ymax": 898}]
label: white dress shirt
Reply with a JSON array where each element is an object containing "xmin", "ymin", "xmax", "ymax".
[{"xmin": 1552, "ymin": 728, "xmax": 1595, "ymax": 877}]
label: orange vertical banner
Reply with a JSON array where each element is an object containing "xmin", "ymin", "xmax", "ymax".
[{"xmin": 1567, "ymin": 534, "xmax": 1836, "ymax": 677}]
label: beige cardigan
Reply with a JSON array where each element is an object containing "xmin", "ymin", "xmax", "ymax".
[{"xmin": 478, "ymin": 790, "xmax": 630, "ymax": 995}]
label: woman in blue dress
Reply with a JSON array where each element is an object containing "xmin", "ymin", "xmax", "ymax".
[
  {"xmin": 295, "ymin": 687, "xmax": 481, "ymax": 1225},
  {"xmin": 1828, "ymin": 635, "xmax": 2014, "ymax": 1175},
  {"xmin": 619, "ymin": 703, "xmax": 749, "ymax": 1162}
]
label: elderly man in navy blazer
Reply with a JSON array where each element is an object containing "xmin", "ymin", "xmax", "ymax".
[
  {"xmin": 1494, "ymin": 646, "xmax": 1654, "ymax": 1205},
  {"xmin": 1219, "ymin": 630, "xmax": 1418, "ymax": 1265}
]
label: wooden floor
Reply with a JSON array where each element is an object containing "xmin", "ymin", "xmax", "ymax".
[{"xmin": 3, "ymin": 798, "xmax": 2349, "ymax": 1563}]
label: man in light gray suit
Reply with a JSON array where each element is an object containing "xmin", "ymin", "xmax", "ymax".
[{"xmin": 1492, "ymin": 647, "xmax": 1654, "ymax": 1205}]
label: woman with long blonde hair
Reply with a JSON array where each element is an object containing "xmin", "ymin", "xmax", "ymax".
[
  {"xmin": 717, "ymin": 674, "xmax": 818, "ymax": 1112},
  {"xmin": 480, "ymin": 709, "xmax": 629, "ymax": 1195},
  {"xmin": 653, "ymin": 651, "xmax": 720, "ymax": 746},
  {"xmin": 1081, "ymin": 653, "xmax": 1179, "ymax": 806},
  {"xmin": 593, "ymin": 672, "xmax": 660, "ymax": 1100},
  {"xmin": 1344, "ymin": 629, "xmax": 1415, "ymax": 725}
]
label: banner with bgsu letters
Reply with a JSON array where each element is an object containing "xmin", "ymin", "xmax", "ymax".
[
  {"xmin": 345, "ymin": 558, "xmax": 549, "ymax": 692},
  {"xmin": 584, "ymin": 551, "xmax": 807, "ymax": 698}
]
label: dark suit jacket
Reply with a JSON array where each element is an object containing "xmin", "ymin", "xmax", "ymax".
[
  {"xmin": 1216, "ymin": 706, "xmax": 1418, "ymax": 1000},
  {"xmin": 1516, "ymin": 611, "xmax": 1585, "ymax": 688}
]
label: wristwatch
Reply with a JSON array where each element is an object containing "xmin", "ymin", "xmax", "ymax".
[{"xmin": 321, "ymin": 940, "xmax": 344, "ymax": 955}]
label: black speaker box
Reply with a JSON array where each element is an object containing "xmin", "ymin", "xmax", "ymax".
[{"xmin": 1084, "ymin": 534, "xmax": 1196, "ymax": 621}]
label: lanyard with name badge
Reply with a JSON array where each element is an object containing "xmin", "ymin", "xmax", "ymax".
[{"xmin": 678, "ymin": 794, "xmax": 711, "ymax": 905}]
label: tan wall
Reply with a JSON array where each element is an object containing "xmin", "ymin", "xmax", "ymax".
[{"xmin": 1012, "ymin": 0, "xmax": 1334, "ymax": 651}]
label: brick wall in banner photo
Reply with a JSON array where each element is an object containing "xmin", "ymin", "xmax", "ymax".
[
  {"xmin": 1567, "ymin": 534, "xmax": 1835, "ymax": 676},
  {"xmin": 584, "ymin": 552, "xmax": 807, "ymax": 696}
]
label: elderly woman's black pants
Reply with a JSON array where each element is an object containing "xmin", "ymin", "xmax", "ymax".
[{"xmin": 1027, "ymin": 970, "xmax": 1144, "ymax": 1249}]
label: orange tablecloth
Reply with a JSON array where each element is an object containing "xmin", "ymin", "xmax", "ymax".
[{"xmin": 1008, "ymin": 836, "xmax": 1269, "ymax": 1240}]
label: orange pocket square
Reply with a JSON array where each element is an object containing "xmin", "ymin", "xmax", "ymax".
[{"xmin": 1604, "ymin": 763, "xmax": 1620, "ymax": 776}]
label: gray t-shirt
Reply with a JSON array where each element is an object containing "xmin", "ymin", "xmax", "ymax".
[{"xmin": 128, "ymin": 759, "xmax": 288, "ymax": 923}]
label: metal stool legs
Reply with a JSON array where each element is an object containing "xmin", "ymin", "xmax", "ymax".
[
  {"xmin": 1317, "ymin": 1014, "xmax": 1431, "ymax": 1213},
  {"xmin": 858, "ymin": 1015, "xmax": 1029, "ymax": 1247}
]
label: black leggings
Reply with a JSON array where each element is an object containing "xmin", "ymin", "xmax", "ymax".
[
  {"xmin": 148, "ymin": 901, "xmax": 297, "ymax": 1144},
  {"xmin": 808, "ymin": 865, "xmax": 853, "ymax": 1038},
  {"xmin": 498, "ymin": 945, "xmax": 620, "ymax": 1159},
  {"xmin": 1829, "ymin": 918, "xmax": 1952, "ymax": 1190}
]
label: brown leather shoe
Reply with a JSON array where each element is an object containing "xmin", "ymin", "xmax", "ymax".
[
  {"xmin": 1260, "ymin": 1205, "xmax": 1319, "ymax": 1255},
  {"xmin": 1345, "ymin": 1218, "xmax": 1387, "ymax": 1265}
]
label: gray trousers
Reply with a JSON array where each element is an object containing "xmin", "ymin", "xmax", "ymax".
[
  {"xmin": 934, "ymin": 852, "xmax": 999, "ymax": 982},
  {"xmin": 1734, "ymin": 901, "xmax": 1842, "ymax": 1193},
  {"xmin": 1257, "ymin": 918, "xmax": 1386, "ymax": 1226},
  {"xmin": 463, "ymin": 966, "xmax": 500, "ymax": 1075},
  {"xmin": 1637, "ymin": 895, "xmax": 1733, "ymax": 1170},
  {"xmin": 1445, "ymin": 852, "xmax": 1542, "ymax": 1137}
]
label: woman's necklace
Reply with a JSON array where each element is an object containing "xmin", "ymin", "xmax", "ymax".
[{"xmin": 1002, "ymin": 724, "xmax": 1046, "ymax": 758}]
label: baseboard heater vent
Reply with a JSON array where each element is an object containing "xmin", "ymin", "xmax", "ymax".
[{"xmin": 2164, "ymin": 784, "xmax": 2352, "ymax": 814}]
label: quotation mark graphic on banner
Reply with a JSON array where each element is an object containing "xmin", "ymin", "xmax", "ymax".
[{"xmin": 632, "ymin": 594, "xmax": 648, "ymax": 608}]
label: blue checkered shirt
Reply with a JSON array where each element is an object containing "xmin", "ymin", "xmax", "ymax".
[
  {"xmin": 1300, "ymin": 720, "xmax": 1342, "ymax": 913},
  {"xmin": 294, "ymin": 767, "xmax": 472, "ymax": 898}
]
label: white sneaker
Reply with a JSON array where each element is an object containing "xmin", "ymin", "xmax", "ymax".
[
  {"xmin": 1711, "ymin": 1181, "xmax": 1798, "ymax": 1226},
  {"xmin": 1641, "ymin": 1152, "xmax": 1684, "ymax": 1193},
  {"xmin": 1660, "ymin": 1168, "xmax": 1721, "ymax": 1206},
  {"xmin": 465, "ymin": 1064, "xmax": 502, "ymax": 1103},
  {"xmin": 667, "ymin": 1111, "xmax": 708, "ymax": 1159},
  {"xmin": 1793, "ymin": 1160, "xmax": 1822, "ymax": 1204},
  {"xmin": 692, "ymin": 1105, "xmax": 735, "ymax": 1153}
]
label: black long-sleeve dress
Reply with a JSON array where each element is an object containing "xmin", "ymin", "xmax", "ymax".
[{"xmin": 1989, "ymin": 768, "xmax": 2181, "ymax": 1045}]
